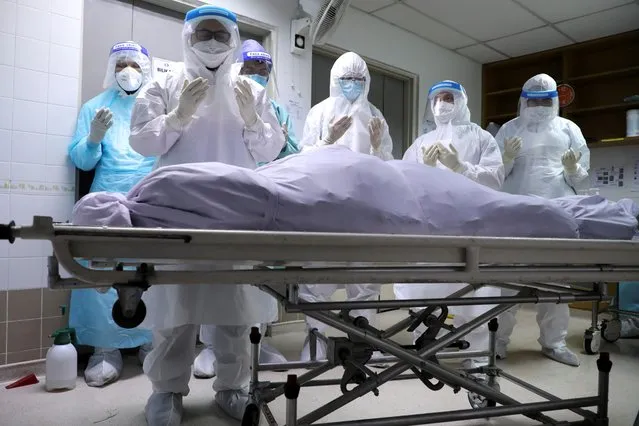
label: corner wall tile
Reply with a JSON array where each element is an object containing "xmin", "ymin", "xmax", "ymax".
[
  {"xmin": 0, "ymin": 161, "xmax": 9, "ymax": 181},
  {"xmin": 0, "ymin": 65, "xmax": 14, "ymax": 98},
  {"xmin": 46, "ymin": 104, "xmax": 76, "ymax": 137},
  {"xmin": 13, "ymin": 67, "xmax": 49, "ymax": 103},
  {"xmin": 0, "ymin": 322, "xmax": 5, "ymax": 354},
  {"xmin": 17, "ymin": 0, "xmax": 50, "ymax": 12},
  {"xmin": 7, "ymin": 288, "xmax": 42, "ymax": 321},
  {"xmin": 50, "ymin": 13, "xmax": 81, "ymax": 48},
  {"xmin": 50, "ymin": 0, "xmax": 81, "ymax": 19},
  {"xmin": 45, "ymin": 134, "xmax": 70, "ymax": 166},
  {"xmin": 42, "ymin": 288, "xmax": 69, "ymax": 318},
  {"xmin": 16, "ymin": 4, "xmax": 51, "ymax": 42},
  {"xmin": 0, "ymin": 32, "xmax": 15, "ymax": 66},
  {"xmin": 12, "ymin": 99, "xmax": 47, "ymax": 134},
  {"xmin": 0, "ymin": 128, "xmax": 10, "ymax": 161},
  {"xmin": 7, "ymin": 318, "xmax": 41, "ymax": 352},
  {"xmin": 11, "ymin": 131, "xmax": 47, "ymax": 164},
  {"xmin": 48, "ymin": 44, "xmax": 80, "ymax": 78},
  {"xmin": 10, "ymin": 162, "xmax": 47, "ymax": 182},
  {"xmin": 8, "ymin": 257, "xmax": 45, "ymax": 290},
  {"xmin": 0, "ymin": 96, "xmax": 13, "ymax": 130},
  {"xmin": 0, "ymin": 1, "xmax": 18, "ymax": 35},
  {"xmin": 48, "ymin": 74, "xmax": 78, "ymax": 107},
  {"xmin": 7, "ymin": 348, "xmax": 42, "ymax": 363},
  {"xmin": 14, "ymin": 36, "xmax": 49, "ymax": 72},
  {"xmin": 0, "ymin": 259, "xmax": 8, "ymax": 291}
]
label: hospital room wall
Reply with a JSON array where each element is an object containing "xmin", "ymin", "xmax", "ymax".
[
  {"xmin": 590, "ymin": 146, "xmax": 639, "ymax": 204},
  {"xmin": 0, "ymin": 0, "xmax": 83, "ymax": 365}
]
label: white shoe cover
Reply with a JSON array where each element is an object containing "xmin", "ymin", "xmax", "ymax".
[
  {"xmin": 138, "ymin": 342, "xmax": 153, "ymax": 365},
  {"xmin": 193, "ymin": 346, "xmax": 216, "ymax": 378},
  {"xmin": 541, "ymin": 346, "xmax": 580, "ymax": 367},
  {"xmin": 84, "ymin": 348, "xmax": 123, "ymax": 387},
  {"xmin": 145, "ymin": 392, "xmax": 183, "ymax": 426},
  {"xmin": 259, "ymin": 342, "xmax": 287, "ymax": 364},
  {"xmin": 215, "ymin": 389, "xmax": 249, "ymax": 420},
  {"xmin": 495, "ymin": 341, "xmax": 508, "ymax": 360},
  {"xmin": 300, "ymin": 334, "xmax": 327, "ymax": 361}
]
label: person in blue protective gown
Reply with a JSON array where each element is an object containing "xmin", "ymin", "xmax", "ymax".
[
  {"xmin": 192, "ymin": 39, "xmax": 296, "ymax": 379},
  {"xmin": 67, "ymin": 41, "xmax": 156, "ymax": 387}
]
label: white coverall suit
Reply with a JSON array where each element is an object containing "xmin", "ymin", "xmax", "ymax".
[
  {"xmin": 129, "ymin": 5, "xmax": 285, "ymax": 424},
  {"xmin": 394, "ymin": 80, "xmax": 505, "ymax": 368},
  {"xmin": 494, "ymin": 73, "xmax": 590, "ymax": 367},
  {"xmin": 297, "ymin": 52, "xmax": 394, "ymax": 361}
]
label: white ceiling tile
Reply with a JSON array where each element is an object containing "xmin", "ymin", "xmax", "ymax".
[
  {"xmin": 556, "ymin": 4, "xmax": 639, "ymax": 42},
  {"xmin": 487, "ymin": 26, "xmax": 572, "ymax": 57},
  {"xmin": 513, "ymin": 0, "xmax": 633, "ymax": 23},
  {"xmin": 456, "ymin": 44, "xmax": 508, "ymax": 63},
  {"xmin": 373, "ymin": 3, "xmax": 475, "ymax": 49},
  {"xmin": 350, "ymin": 0, "xmax": 396, "ymax": 13},
  {"xmin": 404, "ymin": 0, "xmax": 544, "ymax": 41}
]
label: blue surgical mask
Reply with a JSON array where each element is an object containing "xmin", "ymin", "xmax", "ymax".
[
  {"xmin": 248, "ymin": 74, "xmax": 268, "ymax": 88},
  {"xmin": 339, "ymin": 80, "xmax": 364, "ymax": 102}
]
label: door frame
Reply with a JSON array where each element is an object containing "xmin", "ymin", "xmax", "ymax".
[{"xmin": 312, "ymin": 44, "xmax": 419, "ymax": 153}]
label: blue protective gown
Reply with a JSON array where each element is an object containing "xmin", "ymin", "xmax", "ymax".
[
  {"xmin": 68, "ymin": 88, "xmax": 155, "ymax": 348},
  {"xmin": 257, "ymin": 99, "xmax": 299, "ymax": 166}
]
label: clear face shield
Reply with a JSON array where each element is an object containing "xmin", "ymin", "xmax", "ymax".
[
  {"xmin": 182, "ymin": 8, "xmax": 240, "ymax": 73},
  {"xmin": 102, "ymin": 41, "xmax": 151, "ymax": 94},
  {"xmin": 519, "ymin": 89, "xmax": 559, "ymax": 124}
]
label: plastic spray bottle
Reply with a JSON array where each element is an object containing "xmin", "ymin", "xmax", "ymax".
[{"xmin": 45, "ymin": 306, "xmax": 77, "ymax": 391}]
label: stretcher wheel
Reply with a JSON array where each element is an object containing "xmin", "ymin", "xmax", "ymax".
[
  {"xmin": 112, "ymin": 299, "xmax": 146, "ymax": 329},
  {"xmin": 583, "ymin": 329, "xmax": 601, "ymax": 355},
  {"xmin": 601, "ymin": 319, "xmax": 622, "ymax": 343},
  {"xmin": 241, "ymin": 403, "xmax": 260, "ymax": 426},
  {"xmin": 468, "ymin": 380, "xmax": 499, "ymax": 410}
]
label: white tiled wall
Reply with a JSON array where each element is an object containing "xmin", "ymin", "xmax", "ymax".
[{"xmin": 0, "ymin": 0, "xmax": 83, "ymax": 291}]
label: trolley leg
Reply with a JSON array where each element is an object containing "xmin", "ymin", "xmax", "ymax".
[
  {"xmin": 487, "ymin": 318, "xmax": 499, "ymax": 389},
  {"xmin": 250, "ymin": 326, "xmax": 261, "ymax": 389},
  {"xmin": 284, "ymin": 374, "xmax": 301, "ymax": 426},
  {"xmin": 595, "ymin": 352, "xmax": 612, "ymax": 426}
]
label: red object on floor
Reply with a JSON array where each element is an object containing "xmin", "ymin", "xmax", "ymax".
[{"xmin": 5, "ymin": 373, "xmax": 39, "ymax": 389}]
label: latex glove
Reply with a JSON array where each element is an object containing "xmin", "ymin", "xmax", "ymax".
[
  {"xmin": 369, "ymin": 117, "xmax": 383, "ymax": 150},
  {"xmin": 436, "ymin": 142, "xmax": 462, "ymax": 172},
  {"xmin": 324, "ymin": 116, "xmax": 352, "ymax": 144},
  {"xmin": 421, "ymin": 144, "xmax": 439, "ymax": 167},
  {"xmin": 561, "ymin": 148, "xmax": 582, "ymax": 175},
  {"xmin": 234, "ymin": 79, "xmax": 259, "ymax": 128},
  {"xmin": 502, "ymin": 136, "xmax": 522, "ymax": 163},
  {"xmin": 173, "ymin": 77, "xmax": 209, "ymax": 125},
  {"xmin": 88, "ymin": 108, "xmax": 113, "ymax": 144}
]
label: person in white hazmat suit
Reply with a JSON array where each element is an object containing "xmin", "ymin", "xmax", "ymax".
[
  {"xmin": 128, "ymin": 5, "xmax": 285, "ymax": 425},
  {"xmin": 394, "ymin": 80, "xmax": 504, "ymax": 372},
  {"xmin": 494, "ymin": 73, "xmax": 590, "ymax": 367},
  {"xmin": 297, "ymin": 51, "xmax": 394, "ymax": 363}
]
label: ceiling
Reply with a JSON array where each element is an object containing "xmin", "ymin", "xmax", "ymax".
[{"xmin": 349, "ymin": 0, "xmax": 639, "ymax": 63}]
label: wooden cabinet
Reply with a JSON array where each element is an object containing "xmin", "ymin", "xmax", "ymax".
[{"xmin": 482, "ymin": 30, "xmax": 639, "ymax": 150}]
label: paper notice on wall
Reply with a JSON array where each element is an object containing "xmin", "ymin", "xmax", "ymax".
[
  {"xmin": 632, "ymin": 157, "xmax": 639, "ymax": 192},
  {"xmin": 593, "ymin": 165, "xmax": 625, "ymax": 188},
  {"xmin": 152, "ymin": 57, "xmax": 180, "ymax": 82},
  {"xmin": 287, "ymin": 99, "xmax": 303, "ymax": 123}
]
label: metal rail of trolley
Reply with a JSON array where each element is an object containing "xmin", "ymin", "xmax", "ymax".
[{"xmin": 1, "ymin": 216, "xmax": 635, "ymax": 426}]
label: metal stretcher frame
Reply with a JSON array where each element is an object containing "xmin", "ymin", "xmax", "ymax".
[{"xmin": 2, "ymin": 215, "xmax": 638, "ymax": 426}]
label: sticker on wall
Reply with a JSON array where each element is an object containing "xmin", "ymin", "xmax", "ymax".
[
  {"xmin": 152, "ymin": 57, "xmax": 180, "ymax": 82},
  {"xmin": 593, "ymin": 165, "xmax": 624, "ymax": 188},
  {"xmin": 557, "ymin": 84, "xmax": 575, "ymax": 108}
]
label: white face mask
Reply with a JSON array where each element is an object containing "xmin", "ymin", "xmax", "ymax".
[
  {"xmin": 116, "ymin": 67, "xmax": 143, "ymax": 93},
  {"xmin": 192, "ymin": 40, "xmax": 232, "ymax": 68},
  {"xmin": 523, "ymin": 106, "xmax": 555, "ymax": 123},
  {"xmin": 433, "ymin": 100, "xmax": 455, "ymax": 122}
]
